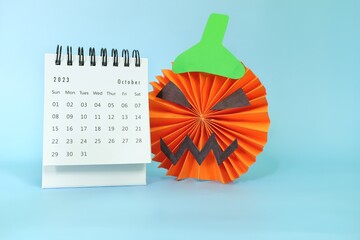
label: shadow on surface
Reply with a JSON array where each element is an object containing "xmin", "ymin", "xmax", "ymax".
[
  {"xmin": 238, "ymin": 154, "xmax": 278, "ymax": 182},
  {"xmin": 146, "ymin": 162, "xmax": 173, "ymax": 185}
]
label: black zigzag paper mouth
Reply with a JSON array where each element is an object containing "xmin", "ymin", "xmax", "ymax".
[{"xmin": 160, "ymin": 133, "xmax": 238, "ymax": 165}]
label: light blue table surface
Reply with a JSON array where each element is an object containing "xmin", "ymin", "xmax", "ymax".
[{"xmin": 0, "ymin": 0, "xmax": 359, "ymax": 239}]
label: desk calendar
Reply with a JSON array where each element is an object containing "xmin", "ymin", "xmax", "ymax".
[{"xmin": 42, "ymin": 46, "xmax": 151, "ymax": 188}]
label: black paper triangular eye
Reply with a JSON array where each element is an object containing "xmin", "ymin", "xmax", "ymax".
[
  {"xmin": 156, "ymin": 81, "xmax": 192, "ymax": 108},
  {"xmin": 211, "ymin": 88, "xmax": 250, "ymax": 110}
]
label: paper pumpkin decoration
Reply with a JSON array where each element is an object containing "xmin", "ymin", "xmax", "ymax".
[{"xmin": 149, "ymin": 14, "xmax": 270, "ymax": 183}]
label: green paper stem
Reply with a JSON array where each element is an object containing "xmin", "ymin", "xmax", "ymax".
[
  {"xmin": 201, "ymin": 13, "xmax": 228, "ymax": 44},
  {"xmin": 172, "ymin": 13, "xmax": 245, "ymax": 79}
]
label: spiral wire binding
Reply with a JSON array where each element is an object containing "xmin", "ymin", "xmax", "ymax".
[
  {"xmin": 122, "ymin": 49, "xmax": 130, "ymax": 67},
  {"xmin": 89, "ymin": 47, "xmax": 96, "ymax": 66},
  {"xmin": 67, "ymin": 46, "xmax": 73, "ymax": 66},
  {"xmin": 78, "ymin": 47, "xmax": 84, "ymax": 66},
  {"xmin": 100, "ymin": 48, "xmax": 107, "ymax": 66},
  {"xmin": 55, "ymin": 45, "xmax": 62, "ymax": 65},
  {"xmin": 55, "ymin": 46, "xmax": 141, "ymax": 67},
  {"xmin": 111, "ymin": 48, "xmax": 118, "ymax": 66},
  {"xmin": 132, "ymin": 50, "xmax": 141, "ymax": 67}
]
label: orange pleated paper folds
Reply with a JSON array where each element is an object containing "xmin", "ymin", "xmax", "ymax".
[{"xmin": 149, "ymin": 67, "xmax": 270, "ymax": 183}]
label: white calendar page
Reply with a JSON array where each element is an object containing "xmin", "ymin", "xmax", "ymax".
[{"xmin": 43, "ymin": 54, "xmax": 151, "ymax": 167}]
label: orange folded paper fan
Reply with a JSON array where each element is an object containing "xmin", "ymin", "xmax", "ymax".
[
  {"xmin": 149, "ymin": 13, "xmax": 270, "ymax": 183},
  {"xmin": 149, "ymin": 69, "xmax": 269, "ymax": 183}
]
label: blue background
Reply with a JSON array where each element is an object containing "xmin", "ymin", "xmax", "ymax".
[{"xmin": 0, "ymin": 0, "xmax": 359, "ymax": 239}]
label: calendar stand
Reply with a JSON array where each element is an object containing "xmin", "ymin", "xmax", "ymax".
[{"xmin": 42, "ymin": 164, "xmax": 146, "ymax": 188}]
